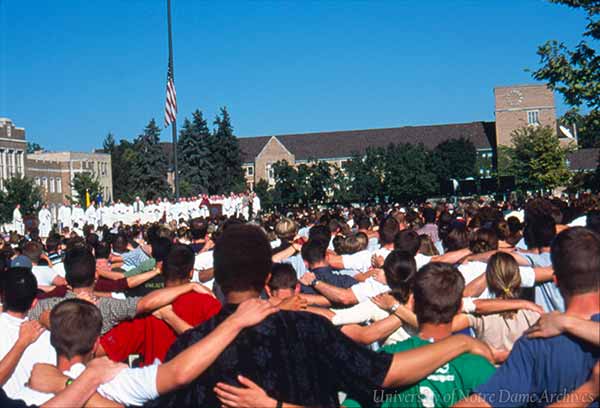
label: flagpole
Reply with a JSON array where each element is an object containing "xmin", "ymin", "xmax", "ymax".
[{"xmin": 167, "ymin": 0, "xmax": 179, "ymax": 199}]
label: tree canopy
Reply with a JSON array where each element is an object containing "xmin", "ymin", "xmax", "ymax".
[
  {"xmin": 0, "ymin": 177, "xmax": 42, "ymax": 223},
  {"xmin": 178, "ymin": 110, "xmax": 213, "ymax": 195},
  {"xmin": 68, "ymin": 172, "xmax": 102, "ymax": 208}
]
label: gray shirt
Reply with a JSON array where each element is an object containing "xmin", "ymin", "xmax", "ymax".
[{"xmin": 28, "ymin": 291, "xmax": 139, "ymax": 334}]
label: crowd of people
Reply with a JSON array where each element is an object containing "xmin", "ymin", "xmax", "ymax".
[{"xmin": 0, "ymin": 192, "xmax": 598, "ymax": 407}]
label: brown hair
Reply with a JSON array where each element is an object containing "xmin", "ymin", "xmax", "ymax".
[
  {"xmin": 50, "ymin": 299, "xmax": 102, "ymax": 359},
  {"xmin": 413, "ymin": 262, "xmax": 464, "ymax": 325},
  {"xmin": 486, "ymin": 252, "xmax": 521, "ymax": 318}
]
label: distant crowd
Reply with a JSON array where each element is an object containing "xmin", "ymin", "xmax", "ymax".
[{"xmin": 0, "ymin": 192, "xmax": 598, "ymax": 407}]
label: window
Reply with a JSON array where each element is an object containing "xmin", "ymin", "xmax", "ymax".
[
  {"xmin": 246, "ymin": 166, "xmax": 254, "ymax": 176},
  {"xmin": 49, "ymin": 178, "xmax": 55, "ymax": 193},
  {"xmin": 267, "ymin": 164, "xmax": 274, "ymax": 181},
  {"xmin": 42, "ymin": 177, "xmax": 48, "ymax": 191},
  {"xmin": 527, "ymin": 110, "xmax": 540, "ymax": 125},
  {"xmin": 56, "ymin": 178, "xmax": 62, "ymax": 193},
  {"xmin": 35, "ymin": 177, "xmax": 40, "ymax": 186}
]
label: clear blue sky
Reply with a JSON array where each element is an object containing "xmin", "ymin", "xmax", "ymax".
[{"xmin": 0, "ymin": 0, "xmax": 586, "ymax": 152}]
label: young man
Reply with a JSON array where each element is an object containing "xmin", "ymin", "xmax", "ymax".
[
  {"xmin": 149, "ymin": 224, "xmax": 492, "ymax": 407},
  {"xmin": 456, "ymin": 227, "xmax": 600, "ymax": 408},
  {"xmin": 265, "ymin": 263, "xmax": 300, "ymax": 300},
  {"xmin": 300, "ymin": 239, "xmax": 357, "ymax": 295},
  {"xmin": 99, "ymin": 244, "xmax": 222, "ymax": 365},
  {"xmin": 0, "ymin": 269, "xmax": 56, "ymax": 404},
  {"xmin": 344, "ymin": 262, "xmax": 495, "ymax": 407},
  {"xmin": 27, "ymin": 246, "xmax": 210, "ymax": 334},
  {"xmin": 20, "ymin": 242, "xmax": 65, "ymax": 289}
]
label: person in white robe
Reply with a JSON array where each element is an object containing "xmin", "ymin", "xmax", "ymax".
[
  {"xmin": 252, "ymin": 193, "xmax": 261, "ymax": 217},
  {"xmin": 58, "ymin": 201, "xmax": 72, "ymax": 231},
  {"xmin": 38, "ymin": 204, "xmax": 52, "ymax": 238},
  {"xmin": 71, "ymin": 204, "xmax": 86, "ymax": 228},
  {"xmin": 84, "ymin": 203, "xmax": 97, "ymax": 228},
  {"xmin": 13, "ymin": 204, "xmax": 24, "ymax": 235}
]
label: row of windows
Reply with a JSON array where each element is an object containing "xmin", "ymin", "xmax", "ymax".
[
  {"xmin": 527, "ymin": 110, "xmax": 540, "ymax": 126},
  {"xmin": 34, "ymin": 177, "xmax": 62, "ymax": 193}
]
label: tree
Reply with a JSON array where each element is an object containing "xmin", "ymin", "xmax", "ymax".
[
  {"xmin": 102, "ymin": 132, "xmax": 116, "ymax": 152},
  {"xmin": 0, "ymin": 177, "xmax": 42, "ymax": 224},
  {"xmin": 26, "ymin": 142, "xmax": 43, "ymax": 154},
  {"xmin": 383, "ymin": 143, "xmax": 437, "ymax": 203},
  {"xmin": 272, "ymin": 160, "xmax": 300, "ymax": 208},
  {"xmin": 68, "ymin": 172, "xmax": 102, "ymax": 208},
  {"xmin": 343, "ymin": 148, "xmax": 386, "ymax": 203},
  {"xmin": 431, "ymin": 138, "xmax": 477, "ymax": 181},
  {"xmin": 111, "ymin": 139, "xmax": 139, "ymax": 203},
  {"xmin": 254, "ymin": 179, "xmax": 273, "ymax": 210},
  {"xmin": 130, "ymin": 119, "xmax": 171, "ymax": 200},
  {"xmin": 560, "ymin": 110, "xmax": 600, "ymax": 148},
  {"xmin": 532, "ymin": 0, "xmax": 599, "ymax": 148},
  {"xmin": 502, "ymin": 126, "xmax": 573, "ymax": 191},
  {"xmin": 178, "ymin": 110, "xmax": 213, "ymax": 195},
  {"xmin": 209, "ymin": 107, "xmax": 245, "ymax": 194},
  {"xmin": 592, "ymin": 149, "xmax": 600, "ymax": 192}
]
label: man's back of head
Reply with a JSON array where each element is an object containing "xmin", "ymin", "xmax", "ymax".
[
  {"xmin": 413, "ymin": 262, "xmax": 464, "ymax": 326},
  {"xmin": 50, "ymin": 299, "xmax": 102, "ymax": 360},
  {"xmin": 190, "ymin": 218, "xmax": 208, "ymax": 240},
  {"xmin": 379, "ymin": 216, "xmax": 400, "ymax": 246},
  {"xmin": 551, "ymin": 227, "xmax": 600, "ymax": 301},
  {"xmin": 267, "ymin": 263, "xmax": 298, "ymax": 299},
  {"xmin": 151, "ymin": 237, "xmax": 173, "ymax": 263},
  {"xmin": 163, "ymin": 244, "xmax": 195, "ymax": 284},
  {"xmin": 2, "ymin": 268, "xmax": 38, "ymax": 314},
  {"xmin": 394, "ymin": 230, "xmax": 420, "ymax": 257},
  {"xmin": 214, "ymin": 224, "xmax": 272, "ymax": 296},
  {"xmin": 22, "ymin": 241, "xmax": 43, "ymax": 264},
  {"xmin": 301, "ymin": 240, "xmax": 327, "ymax": 268},
  {"xmin": 64, "ymin": 247, "xmax": 96, "ymax": 289}
]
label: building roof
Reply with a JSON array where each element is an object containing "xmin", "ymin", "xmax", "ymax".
[
  {"xmin": 238, "ymin": 121, "xmax": 496, "ymax": 163},
  {"xmin": 567, "ymin": 148, "xmax": 599, "ymax": 171}
]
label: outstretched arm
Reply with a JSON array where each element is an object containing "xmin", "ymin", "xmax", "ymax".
[
  {"xmin": 136, "ymin": 283, "xmax": 212, "ymax": 315},
  {"xmin": 526, "ymin": 312, "xmax": 600, "ymax": 345}
]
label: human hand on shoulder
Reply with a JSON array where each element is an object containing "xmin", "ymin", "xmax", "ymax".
[{"xmin": 227, "ymin": 299, "xmax": 279, "ymax": 331}]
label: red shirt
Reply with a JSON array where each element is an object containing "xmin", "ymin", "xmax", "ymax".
[{"xmin": 100, "ymin": 292, "xmax": 221, "ymax": 366}]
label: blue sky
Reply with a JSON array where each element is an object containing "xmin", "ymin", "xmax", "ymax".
[{"xmin": 0, "ymin": 0, "xmax": 587, "ymax": 152}]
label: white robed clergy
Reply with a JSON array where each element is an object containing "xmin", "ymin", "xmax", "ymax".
[
  {"xmin": 71, "ymin": 204, "xmax": 86, "ymax": 227},
  {"xmin": 58, "ymin": 202, "xmax": 72, "ymax": 230},
  {"xmin": 84, "ymin": 203, "xmax": 97, "ymax": 228},
  {"xmin": 12, "ymin": 204, "xmax": 24, "ymax": 235},
  {"xmin": 38, "ymin": 204, "xmax": 52, "ymax": 238}
]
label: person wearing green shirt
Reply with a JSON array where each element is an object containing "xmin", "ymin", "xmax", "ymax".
[{"xmin": 344, "ymin": 262, "xmax": 495, "ymax": 408}]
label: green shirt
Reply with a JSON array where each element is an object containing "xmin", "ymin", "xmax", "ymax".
[
  {"xmin": 123, "ymin": 258, "xmax": 157, "ymax": 277},
  {"xmin": 343, "ymin": 336, "xmax": 495, "ymax": 408}
]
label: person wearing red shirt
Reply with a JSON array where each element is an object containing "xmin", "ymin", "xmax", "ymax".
[{"xmin": 99, "ymin": 244, "xmax": 221, "ymax": 366}]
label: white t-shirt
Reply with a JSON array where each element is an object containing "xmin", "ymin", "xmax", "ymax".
[
  {"xmin": 341, "ymin": 250, "xmax": 373, "ymax": 272},
  {"xmin": 194, "ymin": 251, "xmax": 214, "ymax": 271},
  {"xmin": 0, "ymin": 313, "xmax": 56, "ymax": 403},
  {"xmin": 68, "ymin": 362, "xmax": 159, "ymax": 406},
  {"xmin": 350, "ymin": 277, "xmax": 390, "ymax": 303},
  {"xmin": 415, "ymin": 253, "xmax": 432, "ymax": 270},
  {"xmin": 32, "ymin": 265, "xmax": 59, "ymax": 286}
]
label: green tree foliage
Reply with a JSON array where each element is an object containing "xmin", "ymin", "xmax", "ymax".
[
  {"xmin": 102, "ymin": 132, "xmax": 138, "ymax": 202},
  {"xmin": 178, "ymin": 110, "xmax": 213, "ymax": 194},
  {"xmin": 254, "ymin": 179, "xmax": 273, "ymax": 210},
  {"xmin": 68, "ymin": 172, "xmax": 102, "ymax": 208},
  {"xmin": 130, "ymin": 119, "xmax": 171, "ymax": 200},
  {"xmin": 343, "ymin": 148, "xmax": 386, "ymax": 203},
  {"xmin": 532, "ymin": 0, "xmax": 599, "ymax": 148},
  {"xmin": 272, "ymin": 160, "xmax": 300, "ymax": 208},
  {"xmin": 383, "ymin": 143, "xmax": 437, "ymax": 203},
  {"xmin": 431, "ymin": 138, "xmax": 477, "ymax": 181},
  {"xmin": 26, "ymin": 142, "xmax": 43, "ymax": 154},
  {"xmin": 209, "ymin": 107, "xmax": 245, "ymax": 194},
  {"xmin": 102, "ymin": 132, "xmax": 115, "ymax": 152},
  {"xmin": 502, "ymin": 126, "xmax": 573, "ymax": 191},
  {"xmin": 560, "ymin": 109, "xmax": 600, "ymax": 148},
  {"xmin": 0, "ymin": 177, "xmax": 42, "ymax": 223}
]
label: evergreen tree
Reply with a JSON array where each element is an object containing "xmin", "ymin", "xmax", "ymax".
[
  {"xmin": 383, "ymin": 143, "xmax": 437, "ymax": 203},
  {"xmin": 103, "ymin": 132, "xmax": 116, "ymax": 153},
  {"xmin": 0, "ymin": 177, "xmax": 42, "ymax": 224},
  {"xmin": 210, "ymin": 107, "xmax": 245, "ymax": 194},
  {"xmin": 131, "ymin": 119, "xmax": 171, "ymax": 200},
  {"xmin": 112, "ymin": 139, "xmax": 139, "ymax": 203},
  {"xmin": 68, "ymin": 172, "xmax": 102, "ymax": 208},
  {"xmin": 177, "ymin": 110, "xmax": 213, "ymax": 195}
]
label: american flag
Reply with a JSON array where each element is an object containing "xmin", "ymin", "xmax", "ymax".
[{"xmin": 164, "ymin": 62, "xmax": 177, "ymax": 127}]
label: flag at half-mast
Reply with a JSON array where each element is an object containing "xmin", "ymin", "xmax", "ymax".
[{"xmin": 164, "ymin": 61, "xmax": 177, "ymax": 127}]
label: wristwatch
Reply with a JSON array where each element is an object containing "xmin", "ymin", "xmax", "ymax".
[
  {"xmin": 310, "ymin": 278, "xmax": 320, "ymax": 287},
  {"xmin": 390, "ymin": 303, "xmax": 400, "ymax": 313}
]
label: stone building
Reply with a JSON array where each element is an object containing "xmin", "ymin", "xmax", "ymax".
[{"xmin": 0, "ymin": 118, "xmax": 27, "ymax": 189}]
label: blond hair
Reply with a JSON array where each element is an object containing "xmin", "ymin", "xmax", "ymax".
[
  {"xmin": 485, "ymin": 252, "xmax": 521, "ymax": 318},
  {"xmin": 274, "ymin": 218, "xmax": 298, "ymax": 241}
]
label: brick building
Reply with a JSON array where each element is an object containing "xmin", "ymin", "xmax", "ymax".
[{"xmin": 0, "ymin": 118, "xmax": 27, "ymax": 189}]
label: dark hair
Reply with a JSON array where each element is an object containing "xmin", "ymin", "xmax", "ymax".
[
  {"xmin": 163, "ymin": 244, "xmax": 195, "ymax": 283},
  {"xmin": 469, "ymin": 228, "xmax": 499, "ymax": 254},
  {"xmin": 95, "ymin": 241, "xmax": 110, "ymax": 259},
  {"xmin": 551, "ymin": 227, "xmax": 600, "ymax": 297},
  {"xmin": 588, "ymin": 210, "xmax": 600, "ymax": 235},
  {"xmin": 379, "ymin": 216, "xmax": 399, "ymax": 245},
  {"xmin": 301, "ymin": 239, "xmax": 327, "ymax": 265},
  {"xmin": 357, "ymin": 216, "xmax": 371, "ymax": 231},
  {"xmin": 190, "ymin": 218, "xmax": 208, "ymax": 240},
  {"xmin": 524, "ymin": 215, "xmax": 556, "ymax": 249},
  {"xmin": 268, "ymin": 263, "xmax": 298, "ymax": 291},
  {"xmin": 50, "ymin": 299, "xmax": 102, "ymax": 359},
  {"xmin": 64, "ymin": 247, "xmax": 96, "ymax": 288},
  {"xmin": 422, "ymin": 207, "xmax": 436, "ymax": 224},
  {"xmin": 112, "ymin": 234, "xmax": 128, "ymax": 253},
  {"xmin": 308, "ymin": 225, "xmax": 331, "ymax": 246},
  {"xmin": 394, "ymin": 230, "xmax": 420, "ymax": 256},
  {"xmin": 22, "ymin": 241, "xmax": 43, "ymax": 263},
  {"xmin": 151, "ymin": 237, "xmax": 173, "ymax": 263},
  {"xmin": 45, "ymin": 235, "xmax": 61, "ymax": 253},
  {"xmin": 85, "ymin": 233, "xmax": 99, "ymax": 251},
  {"xmin": 2, "ymin": 268, "xmax": 38, "ymax": 313},
  {"xmin": 214, "ymin": 225, "xmax": 272, "ymax": 294},
  {"xmin": 443, "ymin": 224, "xmax": 469, "ymax": 252},
  {"xmin": 383, "ymin": 251, "xmax": 416, "ymax": 304},
  {"xmin": 413, "ymin": 262, "xmax": 464, "ymax": 325}
]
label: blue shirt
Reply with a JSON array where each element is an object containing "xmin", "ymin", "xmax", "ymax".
[
  {"xmin": 524, "ymin": 252, "xmax": 565, "ymax": 313},
  {"xmin": 301, "ymin": 266, "xmax": 357, "ymax": 295},
  {"xmin": 474, "ymin": 313, "xmax": 600, "ymax": 407}
]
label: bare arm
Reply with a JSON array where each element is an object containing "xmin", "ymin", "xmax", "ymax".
[
  {"xmin": 526, "ymin": 312, "xmax": 600, "ymax": 345},
  {"xmin": 0, "ymin": 321, "xmax": 44, "ymax": 386},
  {"xmin": 310, "ymin": 281, "xmax": 358, "ymax": 306},
  {"xmin": 382, "ymin": 335, "xmax": 493, "ymax": 388},
  {"xmin": 463, "ymin": 274, "xmax": 486, "ymax": 297},
  {"xmin": 197, "ymin": 268, "xmax": 214, "ymax": 283},
  {"xmin": 126, "ymin": 268, "xmax": 161, "ymax": 289},
  {"xmin": 473, "ymin": 298, "xmax": 544, "ymax": 315},
  {"xmin": 153, "ymin": 305, "xmax": 193, "ymax": 335},
  {"xmin": 136, "ymin": 283, "xmax": 211, "ymax": 315},
  {"xmin": 98, "ymin": 270, "xmax": 126, "ymax": 280},
  {"xmin": 300, "ymin": 293, "xmax": 332, "ymax": 307},
  {"xmin": 341, "ymin": 314, "xmax": 402, "ymax": 345},
  {"xmin": 431, "ymin": 248, "xmax": 472, "ymax": 264}
]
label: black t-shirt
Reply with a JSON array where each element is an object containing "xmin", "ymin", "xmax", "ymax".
[
  {"xmin": 146, "ymin": 305, "xmax": 393, "ymax": 407},
  {"xmin": 0, "ymin": 389, "xmax": 36, "ymax": 408}
]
